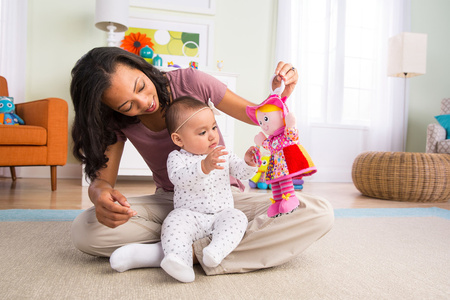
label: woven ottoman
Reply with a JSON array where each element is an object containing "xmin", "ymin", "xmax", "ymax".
[{"xmin": 352, "ymin": 151, "xmax": 450, "ymax": 202}]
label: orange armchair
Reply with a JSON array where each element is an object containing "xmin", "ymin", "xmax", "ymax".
[{"xmin": 0, "ymin": 76, "xmax": 68, "ymax": 191}]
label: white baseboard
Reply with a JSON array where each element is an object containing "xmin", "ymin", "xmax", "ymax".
[{"xmin": 0, "ymin": 163, "xmax": 82, "ymax": 179}]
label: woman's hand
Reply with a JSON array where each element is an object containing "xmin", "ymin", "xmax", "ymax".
[
  {"xmin": 89, "ymin": 179, "xmax": 137, "ymax": 228},
  {"xmin": 89, "ymin": 182, "xmax": 137, "ymax": 228},
  {"xmin": 273, "ymin": 61, "xmax": 298, "ymax": 99},
  {"xmin": 201, "ymin": 146, "xmax": 227, "ymax": 174},
  {"xmin": 87, "ymin": 141, "xmax": 136, "ymax": 228}
]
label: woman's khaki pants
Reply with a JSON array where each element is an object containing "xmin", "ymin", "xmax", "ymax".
[{"xmin": 71, "ymin": 189, "xmax": 334, "ymax": 275}]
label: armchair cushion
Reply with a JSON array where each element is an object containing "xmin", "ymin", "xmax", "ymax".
[
  {"xmin": 440, "ymin": 98, "xmax": 450, "ymax": 114},
  {"xmin": 435, "ymin": 114, "xmax": 450, "ymax": 139},
  {"xmin": 0, "ymin": 125, "xmax": 46, "ymax": 145}
]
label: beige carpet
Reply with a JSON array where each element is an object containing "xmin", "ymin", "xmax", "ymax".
[{"xmin": 1, "ymin": 216, "xmax": 449, "ymax": 300}]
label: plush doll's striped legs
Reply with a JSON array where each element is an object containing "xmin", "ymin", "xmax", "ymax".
[
  {"xmin": 267, "ymin": 182, "xmax": 283, "ymax": 217},
  {"xmin": 278, "ymin": 179, "xmax": 300, "ymax": 214},
  {"xmin": 268, "ymin": 179, "xmax": 300, "ymax": 217}
]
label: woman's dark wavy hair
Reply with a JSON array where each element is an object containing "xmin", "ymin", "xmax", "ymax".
[{"xmin": 70, "ymin": 47, "xmax": 170, "ymax": 183}]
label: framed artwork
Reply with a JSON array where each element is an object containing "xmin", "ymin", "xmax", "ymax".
[
  {"xmin": 120, "ymin": 13, "xmax": 214, "ymax": 69},
  {"xmin": 130, "ymin": 0, "xmax": 216, "ymax": 15}
]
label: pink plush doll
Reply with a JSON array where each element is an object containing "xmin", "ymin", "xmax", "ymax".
[{"xmin": 246, "ymin": 79, "xmax": 317, "ymax": 218}]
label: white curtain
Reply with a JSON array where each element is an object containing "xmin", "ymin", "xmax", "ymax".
[
  {"xmin": 0, "ymin": 0, "xmax": 27, "ymax": 177},
  {"xmin": 0, "ymin": 0, "xmax": 28, "ymax": 103},
  {"xmin": 275, "ymin": 0, "xmax": 410, "ymax": 152}
]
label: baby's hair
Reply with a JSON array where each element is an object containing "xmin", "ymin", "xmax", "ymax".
[{"xmin": 165, "ymin": 96, "xmax": 208, "ymax": 134}]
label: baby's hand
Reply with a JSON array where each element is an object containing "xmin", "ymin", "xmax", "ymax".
[
  {"xmin": 201, "ymin": 146, "xmax": 228, "ymax": 174},
  {"xmin": 245, "ymin": 146, "xmax": 258, "ymax": 167}
]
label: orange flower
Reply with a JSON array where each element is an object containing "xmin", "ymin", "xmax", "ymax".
[{"xmin": 121, "ymin": 32, "xmax": 155, "ymax": 55}]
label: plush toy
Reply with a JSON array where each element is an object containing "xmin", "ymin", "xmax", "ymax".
[
  {"xmin": 0, "ymin": 97, "xmax": 24, "ymax": 125},
  {"xmin": 249, "ymin": 148, "xmax": 271, "ymax": 189},
  {"xmin": 246, "ymin": 78, "xmax": 316, "ymax": 218},
  {"xmin": 292, "ymin": 177, "xmax": 304, "ymax": 190},
  {"xmin": 189, "ymin": 61, "xmax": 199, "ymax": 69},
  {"xmin": 249, "ymin": 146, "xmax": 305, "ymax": 191}
]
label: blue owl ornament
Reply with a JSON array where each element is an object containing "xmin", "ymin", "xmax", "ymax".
[{"xmin": 0, "ymin": 97, "xmax": 24, "ymax": 125}]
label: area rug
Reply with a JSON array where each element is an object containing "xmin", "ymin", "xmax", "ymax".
[{"xmin": 0, "ymin": 208, "xmax": 449, "ymax": 299}]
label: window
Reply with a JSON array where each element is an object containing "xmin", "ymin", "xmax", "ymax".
[{"xmin": 302, "ymin": 0, "xmax": 382, "ymax": 127}]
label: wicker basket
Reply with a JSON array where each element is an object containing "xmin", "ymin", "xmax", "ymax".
[{"xmin": 352, "ymin": 151, "xmax": 450, "ymax": 202}]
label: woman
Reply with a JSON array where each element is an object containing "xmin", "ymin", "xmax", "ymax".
[{"xmin": 70, "ymin": 47, "xmax": 334, "ymax": 276}]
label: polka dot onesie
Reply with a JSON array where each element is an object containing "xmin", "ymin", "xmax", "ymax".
[{"xmin": 162, "ymin": 149, "xmax": 257, "ymax": 269}]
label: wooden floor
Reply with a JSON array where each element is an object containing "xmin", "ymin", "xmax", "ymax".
[{"xmin": 0, "ymin": 177, "xmax": 448, "ymax": 210}]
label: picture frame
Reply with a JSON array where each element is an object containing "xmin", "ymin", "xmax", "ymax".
[
  {"xmin": 130, "ymin": 0, "xmax": 216, "ymax": 15},
  {"xmin": 120, "ymin": 12, "xmax": 214, "ymax": 69}
]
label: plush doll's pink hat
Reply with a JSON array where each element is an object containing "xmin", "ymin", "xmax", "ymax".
[
  {"xmin": 246, "ymin": 76, "xmax": 289, "ymax": 125},
  {"xmin": 246, "ymin": 94, "xmax": 289, "ymax": 125}
]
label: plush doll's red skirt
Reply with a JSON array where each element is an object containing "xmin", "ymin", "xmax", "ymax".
[{"xmin": 266, "ymin": 144, "xmax": 317, "ymax": 184}]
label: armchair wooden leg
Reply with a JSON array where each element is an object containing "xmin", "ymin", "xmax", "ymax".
[
  {"xmin": 10, "ymin": 167, "xmax": 16, "ymax": 181},
  {"xmin": 50, "ymin": 166, "xmax": 57, "ymax": 191}
]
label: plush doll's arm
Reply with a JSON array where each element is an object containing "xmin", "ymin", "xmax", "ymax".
[
  {"xmin": 284, "ymin": 111, "xmax": 300, "ymax": 142},
  {"xmin": 254, "ymin": 132, "xmax": 266, "ymax": 146},
  {"xmin": 285, "ymin": 111, "xmax": 296, "ymax": 128}
]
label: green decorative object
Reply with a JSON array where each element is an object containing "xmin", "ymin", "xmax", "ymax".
[
  {"xmin": 140, "ymin": 45, "xmax": 154, "ymax": 64},
  {"xmin": 153, "ymin": 54, "xmax": 163, "ymax": 67},
  {"xmin": 140, "ymin": 45, "xmax": 154, "ymax": 58}
]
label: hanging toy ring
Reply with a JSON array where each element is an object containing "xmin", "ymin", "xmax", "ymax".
[{"xmin": 270, "ymin": 74, "xmax": 285, "ymax": 96}]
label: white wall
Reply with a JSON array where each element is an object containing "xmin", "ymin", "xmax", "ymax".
[{"xmin": 408, "ymin": 0, "xmax": 450, "ymax": 152}]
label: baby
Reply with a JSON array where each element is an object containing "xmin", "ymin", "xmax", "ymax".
[{"xmin": 160, "ymin": 96, "xmax": 258, "ymax": 282}]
